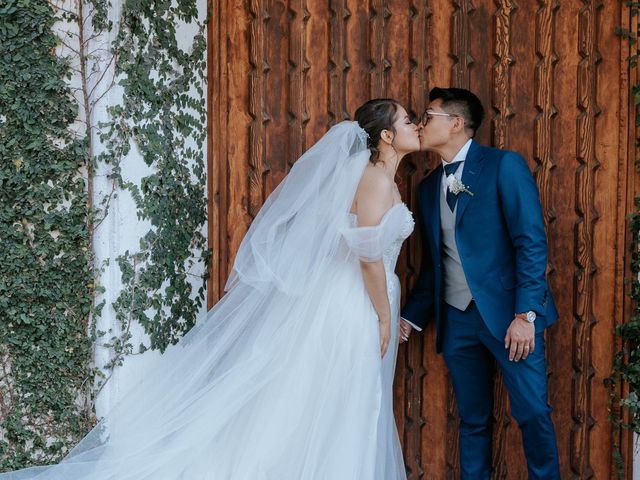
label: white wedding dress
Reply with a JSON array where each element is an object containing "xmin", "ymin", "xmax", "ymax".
[{"xmin": 1, "ymin": 122, "xmax": 413, "ymax": 480}]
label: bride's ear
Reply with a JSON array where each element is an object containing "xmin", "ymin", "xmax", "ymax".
[{"xmin": 380, "ymin": 129, "xmax": 395, "ymax": 145}]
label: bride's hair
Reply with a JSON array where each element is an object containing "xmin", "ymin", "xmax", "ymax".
[{"xmin": 354, "ymin": 98, "xmax": 400, "ymax": 164}]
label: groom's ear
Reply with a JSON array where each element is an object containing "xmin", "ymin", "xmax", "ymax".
[{"xmin": 451, "ymin": 116, "xmax": 466, "ymax": 134}]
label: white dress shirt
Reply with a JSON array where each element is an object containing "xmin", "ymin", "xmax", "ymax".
[
  {"xmin": 401, "ymin": 139, "xmax": 473, "ymax": 332},
  {"xmin": 440, "ymin": 138, "xmax": 472, "ymax": 196}
]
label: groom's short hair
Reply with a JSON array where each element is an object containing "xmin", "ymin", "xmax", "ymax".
[{"xmin": 429, "ymin": 87, "xmax": 485, "ymax": 137}]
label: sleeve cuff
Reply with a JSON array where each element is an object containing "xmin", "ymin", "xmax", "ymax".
[{"xmin": 401, "ymin": 317, "xmax": 422, "ymax": 332}]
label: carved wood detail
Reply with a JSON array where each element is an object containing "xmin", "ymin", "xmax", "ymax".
[
  {"xmin": 490, "ymin": 1, "xmax": 517, "ymax": 477},
  {"xmin": 288, "ymin": 0, "xmax": 310, "ymax": 165},
  {"xmin": 450, "ymin": 0, "xmax": 475, "ymax": 87},
  {"xmin": 208, "ymin": 1, "xmax": 633, "ymax": 477},
  {"xmin": 402, "ymin": 3, "xmax": 431, "ymax": 480},
  {"xmin": 571, "ymin": 0, "xmax": 602, "ymax": 477},
  {"xmin": 369, "ymin": 0, "xmax": 389, "ymax": 96},
  {"xmin": 248, "ymin": 0, "xmax": 269, "ymax": 218},
  {"xmin": 329, "ymin": 0, "xmax": 350, "ymax": 124}
]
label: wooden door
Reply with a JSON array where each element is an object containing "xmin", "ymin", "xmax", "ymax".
[{"xmin": 208, "ymin": 1, "xmax": 636, "ymax": 477}]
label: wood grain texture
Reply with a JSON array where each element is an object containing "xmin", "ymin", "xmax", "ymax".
[
  {"xmin": 613, "ymin": 2, "xmax": 637, "ymax": 477},
  {"xmin": 399, "ymin": 3, "xmax": 434, "ymax": 476},
  {"xmin": 369, "ymin": 0, "xmax": 389, "ymax": 97},
  {"xmin": 450, "ymin": 0, "xmax": 474, "ymax": 88},
  {"xmin": 248, "ymin": 0, "xmax": 268, "ymax": 218},
  {"xmin": 489, "ymin": 1, "xmax": 517, "ymax": 478},
  {"xmin": 533, "ymin": 0, "xmax": 559, "ymax": 233},
  {"xmin": 207, "ymin": 0, "xmax": 221, "ymax": 305},
  {"xmin": 263, "ymin": 1, "xmax": 291, "ymax": 191},
  {"xmin": 329, "ymin": 0, "xmax": 349, "ymax": 124},
  {"xmin": 208, "ymin": 1, "xmax": 634, "ymax": 477},
  {"xmin": 288, "ymin": 0, "xmax": 309, "ymax": 165},
  {"xmin": 571, "ymin": 1, "xmax": 602, "ymax": 477}
]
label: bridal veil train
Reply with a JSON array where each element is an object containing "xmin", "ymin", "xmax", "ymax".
[{"xmin": 0, "ymin": 120, "xmax": 412, "ymax": 479}]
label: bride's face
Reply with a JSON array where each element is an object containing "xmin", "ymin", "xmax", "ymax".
[{"xmin": 383, "ymin": 106, "xmax": 420, "ymax": 154}]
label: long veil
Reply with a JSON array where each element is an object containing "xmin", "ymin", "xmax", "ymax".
[
  {"xmin": 0, "ymin": 121, "xmax": 376, "ymax": 479},
  {"xmin": 225, "ymin": 121, "xmax": 370, "ymax": 295}
]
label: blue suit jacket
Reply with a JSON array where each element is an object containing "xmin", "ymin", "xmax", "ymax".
[{"xmin": 401, "ymin": 140, "xmax": 558, "ymax": 352}]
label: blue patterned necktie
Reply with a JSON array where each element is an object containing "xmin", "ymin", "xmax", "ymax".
[{"xmin": 444, "ymin": 161, "xmax": 463, "ymax": 211}]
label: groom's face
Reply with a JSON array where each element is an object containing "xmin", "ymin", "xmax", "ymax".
[{"xmin": 418, "ymin": 99, "xmax": 461, "ymax": 151}]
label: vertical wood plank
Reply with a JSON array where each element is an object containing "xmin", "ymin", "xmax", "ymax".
[
  {"xmin": 450, "ymin": 0, "xmax": 474, "ymax": 88},
  {"xmin": 592, "ymin": 1, "xmax": 626, "ymax": 478},
  {"xmin": 533, "ymin": 0, "xmax": 559, "ymax": 237},
  {"xmin": 207, "ymin": 0, "xmax": 222, "ymax": 305},
  {"xmin": 329, "ymin": 0, "xmax": 349, "ymax": 124},
  {"xmin": 399, "ymin": 3, "xmax": 436, "ymax": 477},
  {"xmin": 305, "ymin": 0, "xmax": 330, "ymax": 142},
  {"xmin": 264, "ymin": 0, "xmax": 291, "ymax": 191},
  {"xmin": 248, "ymin": 0, "xmax": 268, "ymax": 219},
  {"xmin": 548, "ymin": 1, "xmax": 581, "ymax": 476},
  {"xmin": 386, "ymin": 1, "xmax": 411, "ymax": 105},
  {"xmin": 490, "ymin": 1, "xmax": 520, "ymax": 477},
  {"xmin": 616, "ymin": 2, "xmax": 637, "ymax": 477},
  {"xmin": 369, "ymin": 0, "xmax": 389, "ymax": 97},
  {"xmin": 223, "ymin": 0, "xmax": 253, "ymax": 285},
  {"xmin": 571, "ymin": 1, "xmax": 602, "ymax": 477},
  {"xmin": 345, "ymin": 0, "xmax": 370, "ymax": 112},
  {"xmin": 288, "ymin": 0, "xmax": 310, "ymax": 165}
]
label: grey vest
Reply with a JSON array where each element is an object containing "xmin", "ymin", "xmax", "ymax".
[{"xmin": 440, "ymin": 186, "xmax": 473, "ymax": 310}]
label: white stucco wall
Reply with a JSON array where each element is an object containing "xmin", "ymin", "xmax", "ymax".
[
  {"xmin": 56, "ymin": 0, "xmax": 209, "ymax": 418},
  {"xmin": 635, "ymin": 433, "xmax": 640, "ymax": 479}
]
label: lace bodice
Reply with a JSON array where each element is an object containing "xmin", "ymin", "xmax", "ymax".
[{"xmin": 381, "ymin": 203, "xmax": 414, "ymax": 273}]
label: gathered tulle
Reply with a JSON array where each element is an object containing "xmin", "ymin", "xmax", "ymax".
[
  {"xmin": 0, "ymin": 122, "xmax": 412, "ymax": 480},
  {"xmin": 341, "ymin": 203, "xmax": 410, "ymax": 263},
  {"xmin": 225, "ymin": 121, "xmax": 371, "ymax": 296}
]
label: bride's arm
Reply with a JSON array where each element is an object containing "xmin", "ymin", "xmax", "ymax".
[
  {"xmin": 354, "ymin": 169, "xmax": 395, "ymax": 357},
  {"xmin": 360, "ymin": 260, "xmax": 391, "ymax": 357}
]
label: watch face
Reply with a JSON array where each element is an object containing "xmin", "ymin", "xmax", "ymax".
[{"xmin": 526, "ymin": 311, "xmax": 536, "ymax": 322}]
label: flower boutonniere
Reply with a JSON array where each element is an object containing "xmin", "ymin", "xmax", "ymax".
[{"xmin": 446, "ymin": 174, "xmax": 474, "ymax": 196}]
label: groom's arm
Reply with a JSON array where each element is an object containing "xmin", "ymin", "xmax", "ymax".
[
  {"xmin": 401, "ymin": 185, "xmax": 435, "ymax": 330},
  {"xmin": 497, "ymin": 152, "xmax": 549, "ymax": 316}
]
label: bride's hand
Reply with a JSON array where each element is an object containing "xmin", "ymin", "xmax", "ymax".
[{"xmin": 379, "ymin": 318, "xmax": 391, "ymax": 357}]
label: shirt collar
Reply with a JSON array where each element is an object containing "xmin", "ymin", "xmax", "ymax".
[{"xmin": 441, "ymin": 138, "xmax": 473, "ymax": 168}]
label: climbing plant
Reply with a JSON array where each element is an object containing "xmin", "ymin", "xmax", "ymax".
[
  {"xmin": 99, "ymin": 0, "xmax": 209, "ymax": 362},
  {"xmin": 0, "ymin": 0, "xmax": 95, "ymax": 468},
  {"xmin": 610, "ymin": 2, "xmax": 640, "ymax": 477},
  {"xmin": 0, "ymin": 0, "xmax": 208, "ymax": 470}
]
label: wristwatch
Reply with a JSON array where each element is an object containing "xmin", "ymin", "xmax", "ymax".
[{"xmin": 516, "ymin": 311, "xmax": 536, "ymax": 323}]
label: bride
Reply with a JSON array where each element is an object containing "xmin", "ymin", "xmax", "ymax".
[{"xmin": 1, "ymin": 99, "xmax": 420, "ymax": 479}]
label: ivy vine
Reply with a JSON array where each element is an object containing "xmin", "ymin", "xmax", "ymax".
[
  {"xmin": 101, "ymin": 0, "xmax": 209, "ymax": 360},
  {"xmin": 610, "ymin": 1, "xmax": 640, "ymax": 477},
  {"xmin": 0, "ymin": 0, "xmax": 209, "ymax": 470},
  {"xmin": 0, "ymin": 0, "xmax": 95, "ymax": 469}
]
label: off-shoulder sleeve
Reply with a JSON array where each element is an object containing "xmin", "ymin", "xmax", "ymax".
[{"xmin": 341, "ymin": 204, "xmax": 405, "ymax": 262}]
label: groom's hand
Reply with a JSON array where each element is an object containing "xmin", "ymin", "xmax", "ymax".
[
  {"xmin": 504, "ymin": 317, "xmax": 535, "ymax": 362},
  {"xmin": 399, "ymin": 319, "xmax": 413, "ymax": 343}
]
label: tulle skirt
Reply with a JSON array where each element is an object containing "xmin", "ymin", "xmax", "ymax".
[{"xmin": 1, "ymin": 257, "xmax": 406, "ymax": 480}]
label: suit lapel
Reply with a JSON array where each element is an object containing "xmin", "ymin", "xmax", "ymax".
[{"xmin": 455, "ymin": 140, "xmax": 484, "ymax": 225}]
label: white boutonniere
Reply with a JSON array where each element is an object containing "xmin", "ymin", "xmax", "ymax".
[{"xmin": 446, "ymin": 174, "xmax": 474, "ymax": 196}]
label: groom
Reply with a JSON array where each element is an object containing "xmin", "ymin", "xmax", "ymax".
[{"xmin": 400, "ymin": 87, "xmax": 560, "ymax": 479}]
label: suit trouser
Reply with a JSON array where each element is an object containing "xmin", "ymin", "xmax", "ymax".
[{"xmin": 441, "ymin": 301, "xmax": 561, "ymax": 480}]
